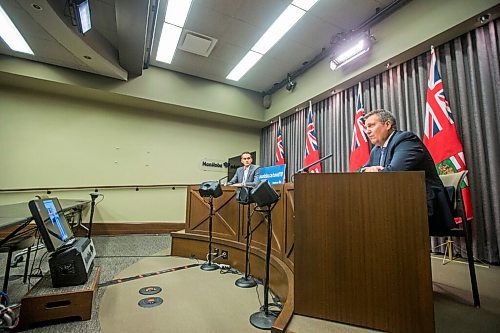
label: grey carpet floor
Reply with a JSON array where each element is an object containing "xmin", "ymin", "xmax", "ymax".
[{"xmin": 0, "ymin": 234, "xmax": 172, "ymax": 332}]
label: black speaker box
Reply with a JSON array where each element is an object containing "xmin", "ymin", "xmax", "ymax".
[
  {"xmin": 251, "ymin": 180, "xmax": 279, "ymax": 207},
  {"xmin": 199, "ymin": 181, "xmax": 222, "ymax": 198}
]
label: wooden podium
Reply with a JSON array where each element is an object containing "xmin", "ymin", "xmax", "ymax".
[{"xmin": 294, "ymin": 172, "xmax": 434, "ymax": 333}]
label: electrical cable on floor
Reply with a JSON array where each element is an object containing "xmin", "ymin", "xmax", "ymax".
[
  {"xmin": 219, "ymin": 265, "xmax": 241, "ymax": 275},
  {"xmin": 98, "ymin": 261, "xmax": 200, "ymax": 288},
  {"xmin": 0, "ymin": 303, "xmax": 20, "ymax": 330}
]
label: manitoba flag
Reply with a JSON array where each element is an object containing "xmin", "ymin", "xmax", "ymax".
[
  {"xmin": 276, "ymin": 117, "xmax": 285, "ymax": 165},
  {"xmin": 304, "ymin": 101, "xmax": 322, "ymax": 173},
  {"xmin": 424, "ymin": 46, "xmax": 473, "ymax": 221},
  {"xmin": 349, "ymin": 82, "xmax": 370, "ymax": 172}
]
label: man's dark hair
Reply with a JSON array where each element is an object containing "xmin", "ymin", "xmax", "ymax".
[
  {"xmin": 364, "ymin": 109, "xmax": 398, "ymax": 131},
  {"xmin": 241, "ymin": 152, "xmax": 252, "ymax": 158}
]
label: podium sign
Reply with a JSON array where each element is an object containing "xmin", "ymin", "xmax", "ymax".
[{"xmin": 258, "ymin": 165, "xmax": 286, "ymax": 185}]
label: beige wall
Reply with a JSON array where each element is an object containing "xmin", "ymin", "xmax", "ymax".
[{"xmin": 0, "ymin": 86, "xmax": 260, "ymax": 222}]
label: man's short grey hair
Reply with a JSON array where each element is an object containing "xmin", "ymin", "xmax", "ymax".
[{"xmin": 364, "ymin": 109, "xmax": 398, "ymax": 131}]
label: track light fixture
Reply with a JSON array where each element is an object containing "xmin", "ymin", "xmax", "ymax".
[
  {"xmin": 478, "ymin": 13, "xmax": 491, "ymax": 24},
  {"xmin": 285, "ymin": 74, "xmax": 296, "ymax": 91},
  {"xmin": 329, "ymin": 34, "xmax": 373, "ymax": 71},
  {"xmin": 69, "ymin": 0, "xmax": 92, "ymax": 34}
]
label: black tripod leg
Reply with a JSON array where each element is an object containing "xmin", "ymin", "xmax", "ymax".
[
  {"xmin": 235, "ymin": 203, "xmax": 256, "ymax": 288},
  {"xmin": 249, "ymin": 206, "xmax": 277, "ymax": 329},
  {"xmin": 201, "ymin": 196, "xmax": 218, "ymax": 271}
]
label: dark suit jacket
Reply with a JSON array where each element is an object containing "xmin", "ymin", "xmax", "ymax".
[
  {"xmin": 364, "ymin": 131, "xmax": 456, "ymax": 232},
  {"xmin": 226, "ymin": 164, "xmax": 260, "ymax": 188}
]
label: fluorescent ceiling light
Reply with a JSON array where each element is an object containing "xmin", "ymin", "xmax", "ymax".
[
  {"xmin": 165, "ymin": 0, "xmax": 192, "ymax": 27},
  {"xmin": 0, "ymin": 4, "xmax": 33, "ymax": 55},
  {"xmin": 227, "ymin": 0, "xmax": 320, "ymax": 81},
  {"xmin": 226, "ymin": 51, "xmax": 263, "ymax": 81},
  {"xmin": 156, "ymin": 23, "xmax": 182, "ymax": 64},
  {"xmin": 252, "ymin": 5, "xmax": 305, "ymax": 54},
  {"xmin": 156, "ymin": 0, "xmax": 193, "ymax": 64},
  {"xmin": 292, "ymin": 0, "xmax": 319, "ymax": 11}
]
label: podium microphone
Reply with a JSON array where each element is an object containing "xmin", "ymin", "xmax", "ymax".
[
  {"xmin": 218, "ymin": 175, "xmax": 228, "ymax": 184},
  {"xmin": 293, "ymin": 153, "xmax": 333, "ymax": 177}
]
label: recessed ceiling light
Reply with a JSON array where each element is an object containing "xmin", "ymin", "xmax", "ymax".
[
  {"xmin": 252, "ymin": 6, "xmax": 305, "ymax": 54},
  {"xmin": 156, "ymin": 0, "xmax": 193, "ymax": 64},
  {"xmin": 0, "ymin": 4, "xmax": 34, "ymax": 55},
  {"xmin": 165, "ymin": 0, "xmax": 192, "ymax": 27},
  {"xmin": 156, "ymin": 23, "xmax": 182, "ymax": 64},
  {"xmin": 226, "ymin": 0, "xmax": 319, "ymax": 81},
  {"xmin": 226, "ymin": 51, "xmax": 262, "ymax": 81}
]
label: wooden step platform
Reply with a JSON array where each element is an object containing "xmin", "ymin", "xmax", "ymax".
[{"xmin": 18, "ymin": 266, "xmax": 100, "ymax": 330}]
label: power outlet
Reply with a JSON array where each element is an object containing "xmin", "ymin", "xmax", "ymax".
[
  {"xmin": 221, "ymin": 250, "xmax": 228, "ymax": 259},
  {"xmin": 213, "ymin": 248, "xmax": 220, "ymax": 256}
]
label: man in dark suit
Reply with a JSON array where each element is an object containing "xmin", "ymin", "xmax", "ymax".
[
  {"xmin": 362, "ymin": 109, "xmax": 455, "ymax": 232},
  {"xmin": 226, "ymin": 152, "xmax": 260, "ymax": 188}
]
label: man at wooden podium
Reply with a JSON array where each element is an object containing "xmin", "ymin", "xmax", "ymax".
[
  {"xmin": 226, "ymin": 152, "xmax": 260, "ymax": 188},
  {"xmin": 362, "ymin": 109, "xmax": 455, "ymax": 232}
]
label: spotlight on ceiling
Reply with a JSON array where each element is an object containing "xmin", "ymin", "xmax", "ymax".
[
  {"xmin": 329, "ymin": 34, "xmax": 372, "ymax": 71},
  {"xmin": 285, "ymin": 74, "xmax": 296, "ymax": 91}
]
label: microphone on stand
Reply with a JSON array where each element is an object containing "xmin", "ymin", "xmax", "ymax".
[{"xmin": 294, "ymin": 153, "xmax": 333, "ymax": 174}]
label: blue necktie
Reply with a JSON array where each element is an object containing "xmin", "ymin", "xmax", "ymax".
[{"xmin": 379, "ymin": 147, "xmax": 386, "ymax": 166}]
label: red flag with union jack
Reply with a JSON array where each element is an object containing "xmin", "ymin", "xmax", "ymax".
[
  {"xmin": 424, "ymin": 46, "xmax": 473, "ymax": 221},
  {"xmin": 304, "ymin": 101, "xmax": 322, "ymax": 173},
  {"xmin": 349, "ymin": 82, "xmax": 370, "ymax": 172},
  {"xmin": 276, "ymin": 117, "xmax": 285, "ymax": 165}
]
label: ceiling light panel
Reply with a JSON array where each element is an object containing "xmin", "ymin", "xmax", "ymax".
[
  {"xmin": 0, "ymin": 4, "xmax": 33, "ymax": 55},
  {"xmin": 156, "ymin": 0, "xmax": 193, "ymax": 64},
  {"xmin": 251, "ymin": 5, "xmax": 305, "ymax": 55},
  {"xmin": 226, "ymin": 0, "xmax": 320, "ymax": 81},
  {"xmin": 156, "ymin": 23, "xmax": 182, "ymax": 64},
  {"xmin": 165, "ymin": 0, "xmax": 192, "ymax": 27},
  {"xmin": 292, "ymin": 0, "xmax": 319, "ymax": 11},
  {"xmin": 226, "ymin": 51, "xmax": 262, "ymax": 81}
]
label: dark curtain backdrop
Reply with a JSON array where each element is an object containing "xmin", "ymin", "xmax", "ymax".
[{"xmin": 260, "ymin": 19, "xmax": 500, "ymax": 264}]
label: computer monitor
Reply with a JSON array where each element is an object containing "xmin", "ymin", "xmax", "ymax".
[{"xmin": 28, "ymin": 198, "xmax": 75, "ymax": 252}]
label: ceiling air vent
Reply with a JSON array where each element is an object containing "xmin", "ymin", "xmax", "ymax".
[{"xmin": 179, "ymin": 30, "xmax": 218, "ymax": 57}]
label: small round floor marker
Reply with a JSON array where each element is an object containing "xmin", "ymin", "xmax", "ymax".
[
  {"xmin": 139, "ymin": 286, "xmax": 162, "ymax": 295},
  {"xmin": 138, "ymin": 297, "xmax": 163, "ymax": 308}
]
